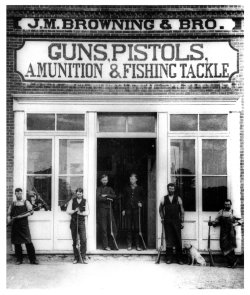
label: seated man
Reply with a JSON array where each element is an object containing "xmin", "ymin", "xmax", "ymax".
[{"xmin": 28, "ymin": 191, "xmax": 49, "ymax": 211}]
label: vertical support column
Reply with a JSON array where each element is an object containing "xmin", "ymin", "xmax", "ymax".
[
  {"xmin": 13, "ymin": 110, "xmax": 25, "ymax": 200},
  {"xmin": 156, "ymin": 112, "xmax": 168, "ymax": 248},
  {"xmin": 86, "ymin": 112, "xmax": 97, "ymax": 251},
  {"xmin": 228, "ymin": 112, "xmax": 241, "ymax": 252}
]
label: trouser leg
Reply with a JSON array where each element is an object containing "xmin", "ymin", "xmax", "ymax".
[
  {"xmin": 15, "ymin": 244, "xmax": 23, "ymax": 262},
  {"xmin": 133, "ymin": 209, "xmax": 140, "ymax": 247},
  {"xmin": 78, "ymin": 221, "xmax": 87, "ymax": 259},
  {"xmin": 26, "ymin": 242, "xmax": 36, "ymax": 262},
  {"xmin": 126, "ymin": 210, "xmax": 132, "ymax": 247},
  {"xmin": 70, "ymin": 222, "xmax": 79, "ymax": 260},
  {"xmin": 99, "ymin": 209, "xmax": 109, "ymax": 249},
  {"xmin": 226, "ymin": 250, "xmax": 237, "ymax": 266}
]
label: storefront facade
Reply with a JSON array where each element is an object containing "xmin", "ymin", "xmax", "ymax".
[{"xmin": 7, "ymin": 5, "xmax": 244, "ymax": 253}]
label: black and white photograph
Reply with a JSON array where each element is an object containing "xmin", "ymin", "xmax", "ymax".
[{"xmin": 3, "ymin": 0, "xmax": 247, "ymax": 292}]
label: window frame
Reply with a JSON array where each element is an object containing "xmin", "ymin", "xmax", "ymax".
[
  {"xmin": 168, "ymin": 113, "xmax": 229, "ymax": 135},
  {"xmin": 25, "ymin": 112, "xmax": 87, "ymax": 133}
]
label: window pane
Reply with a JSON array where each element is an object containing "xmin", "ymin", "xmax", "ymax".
[
  {"xmin": 171, "ymin": 139, "xmax": 195, "ymax": 175},
  {"xmin": 59, "ymin": 140, "xmax": 83, "ymax": 174},
  {"xmin": 27, "ymin": 114, "xmax": 55, "ymax": 130},
  {"xmin": 98, "ymin": 115, "xmax": 126, "ymax": 132},
  {"xmin": 128, "ymin": 115, "xmax": 155, "ymax": 132},
  {"xmin": 58, "ymin": 176, "xmax": 83, "ymax": 209},
  {"xmin": 26, "ymin": 176, "xmax": 51, "ymax": 211},
  {"xmin": 27, "ymin": 139, "xmax": 52, "ymax": 174},
  {"xmin": 170, "ymin": 114, "xmax": 198, "ymax": 131},
  {"xmin": 202, "ymin": 176, "xmax": 227, "ymax": 211},
  {"xmin": 57, "ymin": 114, "xmax": 85, "ymax": 131},
  {"xmin": 171, "ymin": 176, "xmax": 196, "ymax": 211},
  {"xmin": 202, "ymin": 139, "xmax": 227, "ymax": 175},
  {"xmin": 200, "ymin": 114, "xmax": 227, "ymax": 131}
]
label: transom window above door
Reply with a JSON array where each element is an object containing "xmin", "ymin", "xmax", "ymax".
[
  {"xmin": 26, "ymin": 113, "xmax": 85, "ymax": 131},
  {"xmin": 98, "ymin": 113, "xmax": 156, "ymax": 133},
  {"xmin": 170, "ymin": 114, "xmax": 228, "ymax": 131}
]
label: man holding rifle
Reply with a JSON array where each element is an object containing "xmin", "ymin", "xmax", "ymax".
[
  {"xmin": 122, "ymin": 173, "xmax": 145, "ymax": 251},
  {"xmin": 7, "ymin": 188, "xmax": 39, "ymax": 265},
  {"xmin": 209, "ymin": 199, "xmax": 243, "ymax": 268},
  {"xmin": 159, "ymin": 183, "xmax": 185, "ymax": 264},
  {"xmin": 96, "ymin": 174, "xmax": 118, "ymax": 250},
  {"xmin": 67, "ymin": 187, "xmax": 89, "ymax": 264}
]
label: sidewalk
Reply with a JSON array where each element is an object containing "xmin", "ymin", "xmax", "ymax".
[{"xmin": 6, "ymin": 256, "xmax": 244, "ymax": 290}]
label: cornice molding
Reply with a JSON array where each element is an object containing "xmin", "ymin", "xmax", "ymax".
[{"xmin": 12, "ymin": 94, "xmax": 240, "ymax": 104}]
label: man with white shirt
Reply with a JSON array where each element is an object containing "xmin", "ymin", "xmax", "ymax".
[
  {"xmin": 67, "ymin": 188, "xmax": 89, "ymax": 264},
  {"xmin": 159, "ymin": 183, "xmax": 185, "ymax": 264}
]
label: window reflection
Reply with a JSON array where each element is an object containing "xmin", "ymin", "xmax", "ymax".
[
  {"xmin": 200, "ymin": 114, "xmax": 227, "ymax": 131},
  {"xmin": 57, "ymin": 114, "xmax": 85, "ymax": 131},
  {"xmin": 27, "ymin": 114, "xmax": 55, "ymax": 130},
  {"xmin": 202, "ymin": 139, "xmax": 227, "ymax": 175},
  {"xmin": 26, "ymin": 176, "xmax": 51, "ymax": 211},
  {"xmin": 170, "ymin": 139, "xmax": 196, "ymax": 211},
  {"xmin": 202, "ymin": 139, "xmax": 227, "ymax": 212},
  {"xmin": 170, "ymin": 114, "xmax": 198, "ymax": 131},
  {"xmin": 99, "ymin": 115, "xmax": 126, "ymax": 132},
  {"xmin": 59, "ymin": 140, "xmax": 83, "ymax": 174},
  {"xmin": 127, "ymin": 115, "xmax": 155, "ymax": 132},
  {"xmin": 27, "ymin": 139, "xmax": 52, "ymax": 174},
  {"xmin": 59, "ymin": 176, "xmax": 83, "ymax": 211},
  {"xmin": 58, "ymin": 139, "xmax": 84, "ymax": 211},
  {"xmin": 202, "ymin": 177, "xmax": 227, "ymax": 211}
]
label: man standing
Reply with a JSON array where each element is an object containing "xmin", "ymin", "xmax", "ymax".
[
  {"xmin": 122, "ymin": 173, "xmax": 145, "ymax": 251},
  {"xmin": 7, "ymin": 188, "xmax": 39, "ymax": 265},
  {"xmin": 159, "ymin": 183, "xmax": 185, "ymax": 264},
  {"xmin": 67, "ymin": 188, "xmax": 89, "ymax": 264},
  {"xmin": 96, "ymin": 174, "xmax": 118, "ymax": 250},
  {"xmin": 209, "ymin": 199, "xmax": 243, "ymax": 268}
]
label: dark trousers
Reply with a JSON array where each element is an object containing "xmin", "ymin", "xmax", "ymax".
[
  {"xmin": 70, "ymin": 220, "xmax": 87, "ymax": 260},
  {"xmin": 126, "ymin": 208, "xmax": 140, "ymax": 247},
  {"xmin": 164, "ymin": 221, "xmax": 182, "ymax": 261},
  {"xmin": 98, "ymin": 208, "xmax": 117, "ymax": 249},
  {"xmin": 225, "ymin": 249, "xmax": 237, "ymax": 266},
  {"xmin": 14, "ymin": 243, "xmax": 36, "ymax": 263}
]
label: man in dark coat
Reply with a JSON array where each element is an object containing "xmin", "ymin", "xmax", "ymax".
[
  {"xmin": 209, "ymin": 199, "xmax": 243, "ymax": 268},
  {"xmin": 122, "ymin": 173, "xmax": 145, "ymax": 251},
  {"xmin": 67, "ymin": 187, "xmax": 89, "ymax": 264},
  {"xmin": 159, "ymin": 183, "xmax": 185, "ymax": 264},
  {"xmin": 97, "ymin": 174, "xmax": 118, "ymax": 250},
  {"xmin": 7, "ymin": 188, "xmax": 39, "ymax": 265}
]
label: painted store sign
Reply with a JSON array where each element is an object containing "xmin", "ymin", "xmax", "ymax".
[
  {"xmin": 17, "ymin": 18, "xmax": 236, "ymax": 31},
  {"xmin": 16, "ymin": 40, "xmax": 238, "ymax": 83}
]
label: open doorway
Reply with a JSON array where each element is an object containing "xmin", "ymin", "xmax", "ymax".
[{"xmin": 96, "ymin": 138, "xmax": 156, "ymax": 250}]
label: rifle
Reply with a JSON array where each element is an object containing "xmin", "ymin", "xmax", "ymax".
[
  {"xmin": 7, "ymin": 209, "xmax": 34, "ymax": 226},
  {"xmin": 208, "ymin": 216, "xmax": 215, "ymax": 267},
  {"xmin": 76, "ymin": 213, "xmax": 84, "ymax": 264},
  {"xmin": 155, "ymin": 222, "xmax": 164, "ymax": 264},
  {"xmin": 138, "ymin": 205, "xmax": 147, "ymax": 250},
  {"xmin": 109, "ymin": 199, "xmax": 119, "ymax": 250}
]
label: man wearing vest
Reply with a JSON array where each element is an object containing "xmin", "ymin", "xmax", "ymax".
[
  {"xmin": 7, "ymin": 188, "xmax": 39, "ymax": 265},
  {"xmin": 159, "ymin": 183, "xmax": 185, "ymax": 264},
  {"xmin": 67, "ymin": 188, "xmax": 89, "ymax": 264}
]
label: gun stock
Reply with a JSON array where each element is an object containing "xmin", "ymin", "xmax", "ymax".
[
  {"xmin": 76, "ymin": 214, "xmax": 84, "ymax": 264},
  {"xmin": 155, "ymin": 223, "xmax": 164, "ymax": 264},
  {"xmin": 208, "ymin": 216, "xmax": 215, "ymax": 267},
  {"xmin": 138, "ymin": 206, "xmax": 147, "ymax": 250},
  {"xmin": 109, "ymin": 200, "xmax": 119, "ymax": 250}
]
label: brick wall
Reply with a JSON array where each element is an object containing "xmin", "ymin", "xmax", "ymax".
[{"xmin": 7, "ymin": 5, "xmax": 244, "ymax": 250}]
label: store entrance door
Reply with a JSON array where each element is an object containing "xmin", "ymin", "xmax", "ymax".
[{"xmin": 96, "ymin": 138, "xmax": 156, "ymax": 250}]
